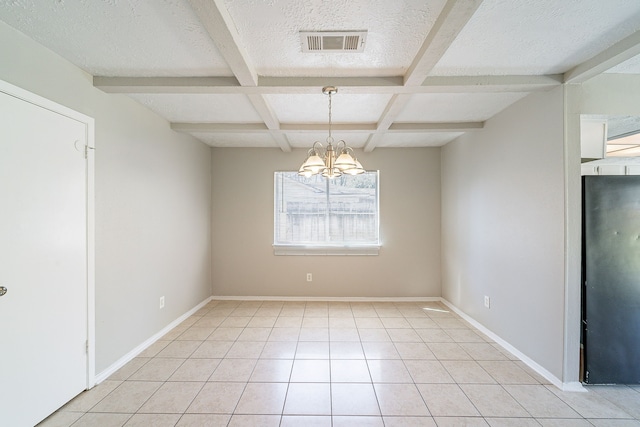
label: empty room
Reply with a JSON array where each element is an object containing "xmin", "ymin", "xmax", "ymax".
[{"xmin": 1, "ymin": 1, "xmax": 640, "ymax": 426}]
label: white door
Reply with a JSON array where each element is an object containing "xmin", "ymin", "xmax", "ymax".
[{"xmin": 0, "ymin": 86, "xmax": 90, "ymax": 426}]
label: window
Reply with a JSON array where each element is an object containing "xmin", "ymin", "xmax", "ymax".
[{"xmin": 274, "ymin": 171, "xmax": 380, "ymax": 255}]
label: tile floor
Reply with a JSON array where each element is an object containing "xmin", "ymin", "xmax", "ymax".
[{"xmin": 39, "ymin": 300, "xmax": 640, "ymax": 427}]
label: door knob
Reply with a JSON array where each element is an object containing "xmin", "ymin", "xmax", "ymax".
[{"xmin": 0, "ymin": 286, "xmax": 7, "ymax": 296}]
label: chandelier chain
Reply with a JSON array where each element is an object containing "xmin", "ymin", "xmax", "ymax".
[{"xmin": 327, "ymin": 90, "xmax": 332, "ymax": 142}]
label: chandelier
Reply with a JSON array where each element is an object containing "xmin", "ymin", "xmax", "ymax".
[{"xmin": 298, "ymin": 86, "xmax": 365, "ymax": 178}]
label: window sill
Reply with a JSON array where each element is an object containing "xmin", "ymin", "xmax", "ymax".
[{"xmin": 273, "ymin": 244, "xmax": 380, "ymax": 256}]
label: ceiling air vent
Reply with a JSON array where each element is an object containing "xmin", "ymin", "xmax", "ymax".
[{"xmin": 300, "ymin": 31, "xmax": 367, "ymax": 53}]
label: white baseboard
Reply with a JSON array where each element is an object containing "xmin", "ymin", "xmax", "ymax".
[
  {"xmin": 440, "ymin": 298, "xmax": 586, "ymax": 392},
  {"xmin": 211, "ymin": 295, "xmax": 441, "ymax": 302},
  {"xmin": 94, "ymin": 296, "xmax": 212, "ymax": 385}
]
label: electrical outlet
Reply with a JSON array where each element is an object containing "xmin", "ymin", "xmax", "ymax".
[
  {"xmin": 159, "ymin": 296, "xmax": 165, "ymax": 309},
  {"xmin": 484, "ymin": 295, "xmax": 490, "ymax": 309},
  {"xmin": 306, "ymin": 273, "xmax": 312, "ymax": 282}
]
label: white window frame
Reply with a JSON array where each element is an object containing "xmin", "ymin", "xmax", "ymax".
[{"xmin": 273, "ymin": 171, "xmax": 381, "ymax": 256}]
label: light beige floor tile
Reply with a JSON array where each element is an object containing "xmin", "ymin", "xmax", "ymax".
[
  {"xmin": 381, "ymin": 317, "xmax": 412, "ymax": 328},
  {"xmin": 548, "ymin": 386, "xmax": 634, "ymax": 419},
  {"xmin": 536, "ymin": 420, "xmax": 592, "ymax": 427},
  {"xmin": 106, "ymin": 358, "xmax": 150, "ymax": 381},
  {"xmin": 255, "ymin": 308, "xmax": 282, "ymax": 317},
  {"xmin": 90, "ymin": 381, "xmax": 162, "ymax": 413},
  {"xmin": 407, "ymin": 317, "xmax": 439, "ymax": 329},
  {"xmin": 237, "ymin": 327, "xmax": 272, "ymax": 341},
  {"xmin": 330, "ymin": 328, "xmax": 361, "ymax": 341},
  {"xmin": 331, "ymin": 359, "xmax": 372, "ymax": 382},
  {"xmin": 269, "ymin": 327, "xmax": 301, "ymax": 341},
  {"xmin": 168, "ymin": 358, "xmax": 220, "ymax": 381},
  {"xmin": 429, "ymin": 343, "xmax": 473, "ymax": 360},
  {"xmin": 124, "ymin": 413, "xmax": 181, "ymax": 426},
  {"xmin": 376, "ymin": 308, "xmax": 403, "ymax": 318},
  {"xmin": 395, "ymin": 342, "xmax": 436, "ymax": 359},
  {"xmin": 175, "ymin": 414, "xmax": 231, "ymax": 426},
  {"xmin": 459, "ymin": 343, "xmax": 508, "ymax": 361},
  {"xmin": 186, "ymin": 382, "xmax": 245, "ymax": 413},
  {"xmin": 230, "ymin": 307, "xmax": 258, "ymax": 317},
  {"xmin": 432, "ymin": 416, "xmax": 489, "ymax": 426},
  {"xmin": 62, "ymin": 380, "xmax": 122, "ymax": 411},
  {"xmin": 405, "ymin": 360, "xmax": 455, "ymax": 383},
  {"xmin": 367, "ymin": 359, "xmax": 413, "ymax": 383},
  {"xmin": 177, "ymin": 327, "xmax": 215, "ymax": 341},
  {"xmin": 220, "ymin": 316, "xmax": 252, "ymax": 328},
  {"xmin": 281, "ymin": 416, "xmax": 331, "ymax": 426},
  {"xmin": 274, "ymin": 317, "xmax": 303, "ymax": 328},
  {"xmin": 302, "ymin": 317, "xmax": 329, "ymax": 328},
  {"xmin": 504, "ymin": 385, "xmax": 580, "ymax": 418},
  {"xmin": 355, "ymin": 318, "xmax": 384, "ymax": 328},
  {"xmin": 589, "ymin": 386, "xmax": 640, "ymax": 419},
  {"xmin": 362, "ymin": 342, "xmax": 401, "ymax": 359},
  {"xmin": 191, "ymin": 340, "xmax": 233, "ymax": 358},
  {"xmin": 358, "ymin": 328, "xmax": 391, "ymax": 342},
  {"xmin": 156, "ymin": 341, "xmax": 201, "ymax": 358},
  {"xmin": 280, "ymin": 307, "xmax": 305, "ymax": 317},
  {"xmin": 225, "ymin": 341, "xmax": 265, "ymax": 358},
  {"xmin": 417, "ymin": 329, "xmax": 455, "ymax": 343},
  {"xmin": 260, "ymin": 341, "xmax": 298, "ymax": 359},
  {"xmin": 586, "ymin": 420, "xmax": 640, "ymax": 426},
  {"xmin": 374, "ymin": 383, "xmax": 430, "ymax": 416},
  {"xmin": 207, "ymin": 327, "xmax": 243, "ymax": 341},
  {"xmin": 72, "ymin": 413, "xmax": 131, "ymax": 427},
  {"xmin": 383, "ymin": 416, "xmax": 437, "ymax": 426},
  {"xmin": 434, "ymin": 318, "xmax": 469, "ymax": 329},
  {"xmin": 249, "ymin": 359, "xmax": 293, "ymax": 382},
  {"xmin": 162, "ymin": 327, "xmax": 187, "ymax": 341},
  {"xmin": 37, "ymin": 410, "xmax": 84, "ymax": 427},
  {"xmin": 442, "ymin": 361, "xmax": 496, "ymax": 384},
  {"xmin": 138, "ymin": 381, "xmax": 204, "ymax": 413},
  {"xmin": 304, "ymin": 307, "xmax": 329, "ymax": 317},
  {"xmin": 128, "ymin": 358, "xmax": 184, "ymax": 381},
  {"xmin": 417, "ymin": 383, "xmax": 480, "ymax": 417},
  {"xmin": 485, "ymin": 418, "xmax": 541, "ymax": 426},
  {"xmin": 209, "ymin": 358, "xmax": 256, "ymax": 382},
  {"xmin": 461, "ymin": 384, "xmax": 529, "ymax": 417},
  {"xmin": 235, "ymin": 382, "xmax": 288, "ymax": 414},
  {"xmin": 330, "ymin": 317, "xmax": 357, "ymax": 328},
  {"xmin": 387, "ymin": 328, "xmax": 423, "ymax": 342},
  {"xmin": 193, "ymin": 316, "xmax": 226, "ymax": 328},
  {"xmin": 332, "ymin": 416, "xmax": 384, "ymax": 426},
  {"xmin": 247, "ymin": 316, "xmax": 276, "ymax": 327},
  {"xmin": 299, "ymin": 327, "xmax": 330, "ymax": 341},
  {"xmin": 332, "ymin": 383, "xmax": 381, "ymax": 415},
  {"xmin": 137, "ymin": 340, "xmax": 170, "ymax": 358},
  {"xmin": 330, "ymin": 341, "xmax": 365, "ymax": 359},
  {"xmin": 445, "ymin": 329, "xmax": 486, "ymax": 343},
  {"xmin": 227, "ymin": 414, "xmax": 281, "ymax": 426},
  {"xmin": 291, "ymin": 359, "xmax": 330, "ymax": 382},
  {"xmin": 478, "ymin": 361, "xmax": 538, "ymax": 384},
  {"xmin": 283, "ymin": 383, "xmax": 332, "ymax": 415},
  {"xmin": 351, "ymin": 307, "xmax": 379, "ymax": 318},
  {"xmin": 295, "ymin": 341, "xmax": 330, "ymax": 359}
]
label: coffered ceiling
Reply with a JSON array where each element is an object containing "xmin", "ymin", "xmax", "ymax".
[{"xmin": 1, "ymin": 0, "xmax": 640, "ymax": 151}]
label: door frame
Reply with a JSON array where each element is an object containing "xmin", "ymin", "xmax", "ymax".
[{"xmin": 0, "ymin": 79, "xmax": 96, "ymax": 388}]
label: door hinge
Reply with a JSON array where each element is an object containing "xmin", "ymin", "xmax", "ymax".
[
  {"xmin": 84, "ymin": 145, "xmax": 95, "ymax": 159},
  {"xmin": 85, "ymin": 340, "xmax": 89, "ymax": 353}
]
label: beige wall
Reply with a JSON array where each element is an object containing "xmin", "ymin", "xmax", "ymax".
[
  {"xmin": 0, "ymin": 21, "xmax": 212, "ymax": 373},
  {"xmin": 211, "ymin": 147, "xmax": 441, "ymax": 298},
  {"xmin": 441, "ymin": 87, "xmax": 566, "ymax": 380}
]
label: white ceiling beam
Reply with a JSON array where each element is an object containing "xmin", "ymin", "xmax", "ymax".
[
  {"xmin": 364, "ymin": 93, "xmax": 412, "ymax": 152},
  {"xmin": 171, "ymin": 121, "xmax": 483, "ymax": 133},
  {"xmin": 404, "ymin": 0, "xmax": 483, "ymax": 87},
  {"xmin": 564, "ymin": 30, "xmax": 640, "ymax": 84},
  {"xmin": 187, "ymin": 0, "xmax": 257, "ymax": 86},
  {"xmin": 94, "ymin": 75, "xmax": 561, "ymax": 94},
  {"xmin": 247, "ymin": 94, "xmax": 291, "ymax": 151}
]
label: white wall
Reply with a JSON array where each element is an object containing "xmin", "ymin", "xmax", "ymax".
[
  {"xmin": 0, "ymin": 21, "xmax": 212, "ymax": 373},
  {"xmin": 441, "ymin": 87, "xmax": 566, "ymax": 380},
  {"xmin": 211, "ymin": 147, "xmax": 441, "ymax": 298}
]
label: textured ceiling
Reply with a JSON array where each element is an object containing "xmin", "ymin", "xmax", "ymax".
[{"xmin": 1, "ymin": 0, "xmax": 640, "ymax": 151}]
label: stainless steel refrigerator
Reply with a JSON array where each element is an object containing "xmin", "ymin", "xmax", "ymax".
[{"xmin": 582, "ymin": 175, "xmax": 640, "ymax": 384}]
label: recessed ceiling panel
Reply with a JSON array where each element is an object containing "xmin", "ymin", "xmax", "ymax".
[
  {"xmin": 223, "ymin": 0, "xmax": 447, "ymax": 76},
  {"xmin": 190, "ymin": 132, "xmax": 278, "ymax": 148},
  {"xmin": 0, "ymin": 1, "xmax": 232, "ymax": 77},
  {"xmin": 266, "ymin": 93, "xmax": 392, "ymax": 123},
  {"xmin": 395, "ymin": 93, "xmax": 528, "ymax": 122},
  {"xmin": 286, "ymin": 133, "xmax": 371, "ymax": 149},
  {"xmin": 377, "ymin": 133, "xmax": 464, "ymax": 148},
  {"xmin": 432, "ymin": 0, "xmax": 640, "ymax": 76},
  {"xmin": 127, "ymin": 94, "xmax": 262, "ymax": 123}
]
